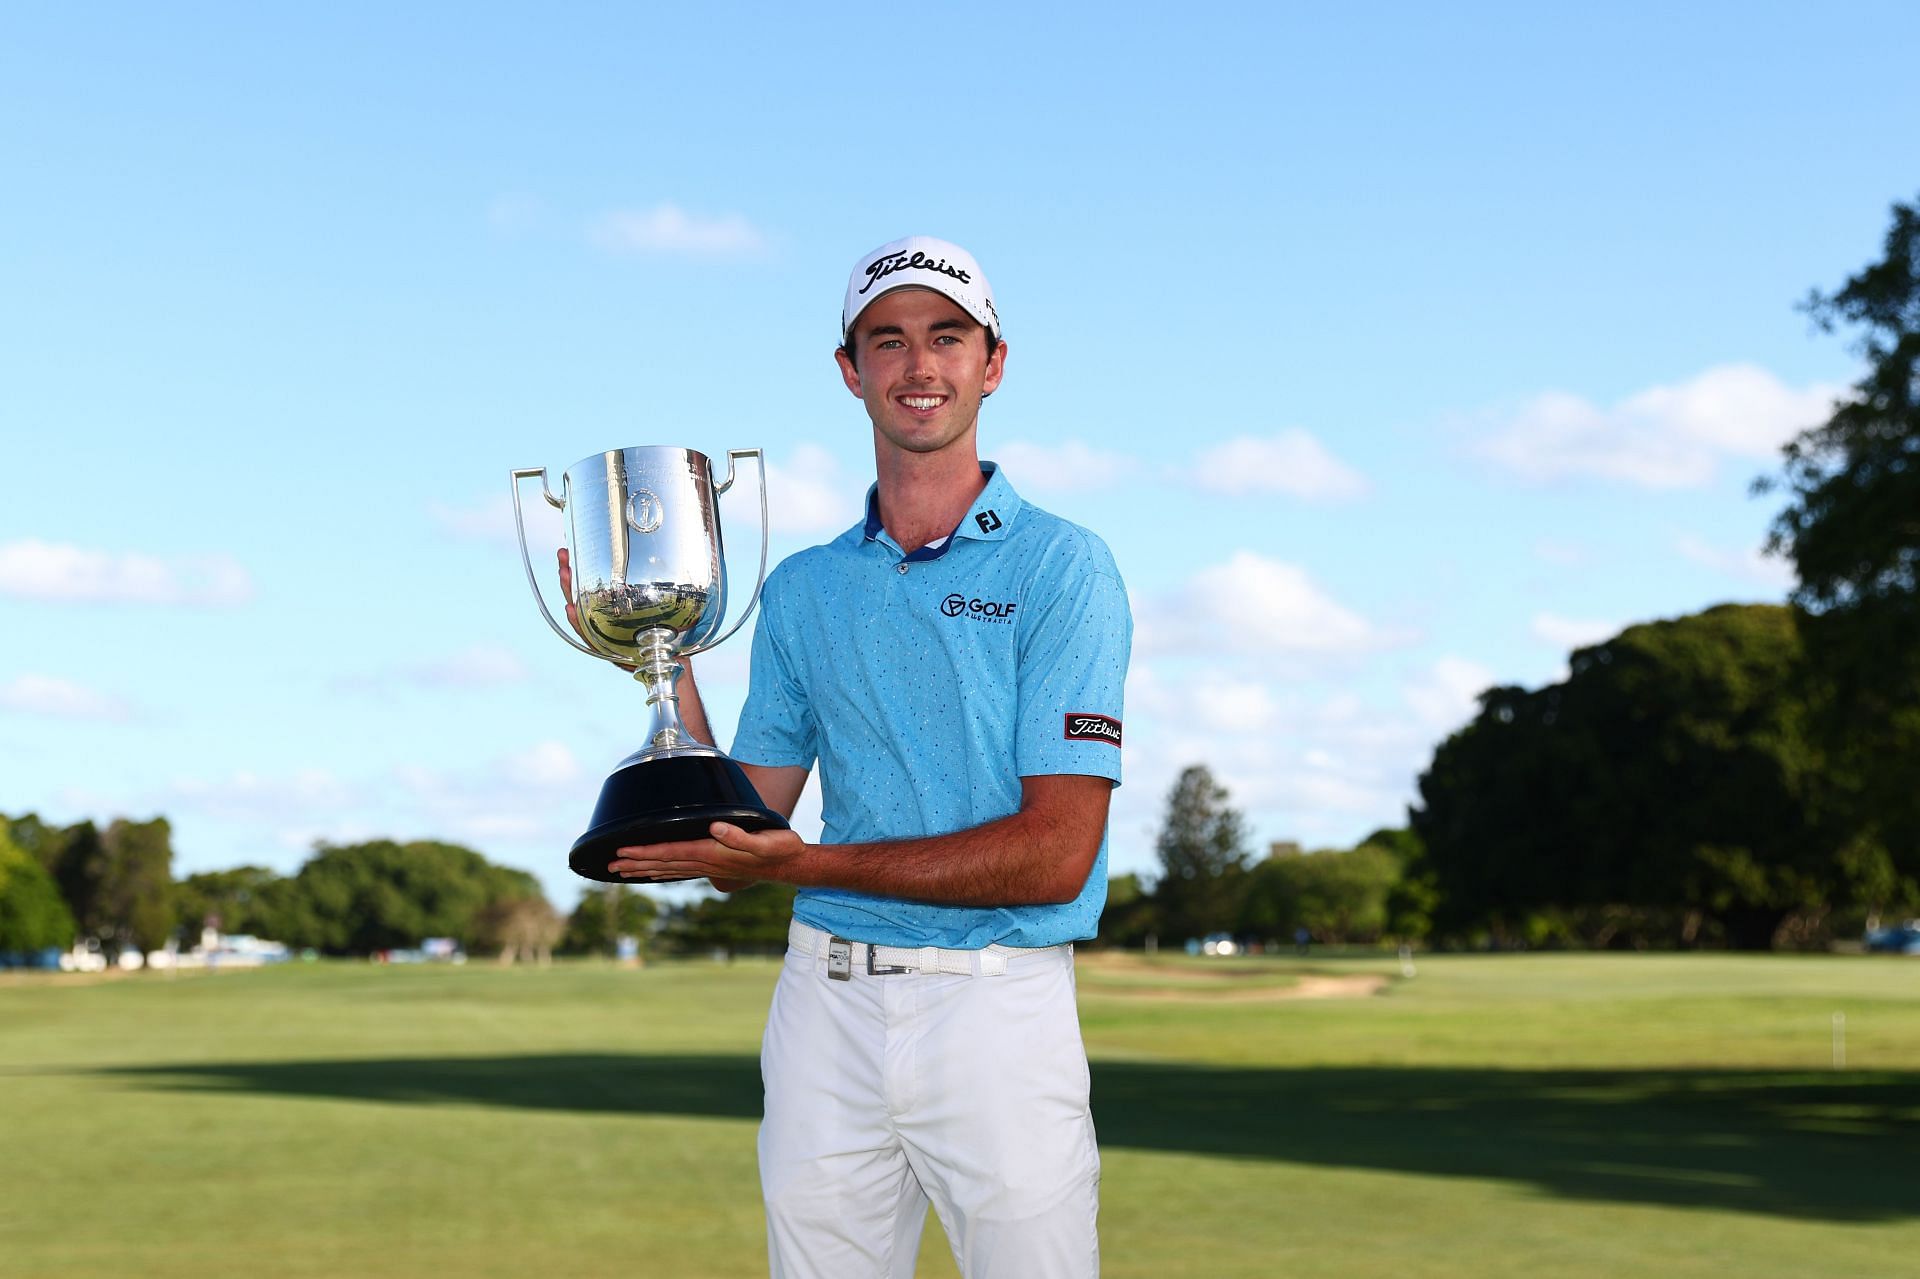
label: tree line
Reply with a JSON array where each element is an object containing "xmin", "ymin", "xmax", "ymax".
[
  {"xmin": 1131, "ymin": 601, "xmax": 1913, "ymax": 953},
  {"xmin": 0, "ymin": 812, "xmax": 806, "ymax": 964}
]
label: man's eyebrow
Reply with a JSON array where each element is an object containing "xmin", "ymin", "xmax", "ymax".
[{"xmin": 863, "ymin": 319, "xmax": 972, "ymax": 341}]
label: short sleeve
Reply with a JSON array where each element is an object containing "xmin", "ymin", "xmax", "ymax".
[
  {"xmin": 1014, "ymin": 562, "xmax": 1131, "ymax": 783},
  {"xmin": 731, "ymin": 571, "xmax": 818, "ymax": 769}
]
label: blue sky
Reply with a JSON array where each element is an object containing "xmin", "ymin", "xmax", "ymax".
[{"xmin": 3, "ymin": 2, "xmax": 1915, "ymax": 907}]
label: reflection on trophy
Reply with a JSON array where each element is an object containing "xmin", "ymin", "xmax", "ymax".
[{"xmin": 511, "ymin": 446, "xmax": 789, "ymax": 883}]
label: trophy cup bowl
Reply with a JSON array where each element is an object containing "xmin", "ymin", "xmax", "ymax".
[{"xmin": 512, "ymin": 446, "xmax": 790, "ymax": 883}]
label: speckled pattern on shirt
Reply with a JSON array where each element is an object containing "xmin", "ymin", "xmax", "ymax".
[{"xmin": 732, "ymin": 462, "xmax": 1132, "ymax": 949}]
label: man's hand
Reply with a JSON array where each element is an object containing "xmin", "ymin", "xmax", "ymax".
[
  {"xmin": 610, "ymin": 823, "xmax": 810, "ymax": 886},
  {"xmin": 558, "ymin": 547, "xmax": 637, "ymax": 670},
  {"xmin": 608, "ymin": 774, "xmax": 1109, "ymax": 907}
]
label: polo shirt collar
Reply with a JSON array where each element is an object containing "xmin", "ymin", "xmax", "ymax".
[{"xmin": 861, "ymin": 461, "xmax": 1025, "ymax": 561}]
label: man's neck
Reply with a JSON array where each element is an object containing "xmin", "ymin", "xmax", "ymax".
[{"xmin": 873, "ymin": 445, "xmax": 988, "ymax": 555}]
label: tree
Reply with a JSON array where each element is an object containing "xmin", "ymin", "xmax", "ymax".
[
  {"xmin": 96, "ymin": 818, "xmax": 175, "ymax": 953},
  {"xmin": 0, "ymin": 829, "xmax": 76, "ymax": 953},
  {"xmin": 1238, "ymin": 842, "xmax": 1401, "ymax": 946},
  {"xmin": 41, "ymin": 819, "xmax": 106, "ymax": 937},
  {"xmin": 1762, "ymin": 194, "xmax": 1920, "ymax": 876},
  {"xmin": 18, "ymin": 815, "xmax": 174, "ymax": 956},
  {"xmin": 476, "ymin": 897, "xmax": 566, "ymax": 964},
  {"xmin": 664, "ymin": 882, "xmax": 798, "ymax": 955},
  {"xmin": 1414, "ymin": 605, "xmax": 1877, "ymax": 949},
  {"xmin": 280, "ymin": 839, "xmax": 543, "ymax": 955},
  {"xmin": 562, "ymin": 885, "xmax": 660, "ymax": 956},
  {"xmin": 5, "ymin": 812, "xmax": 71, "ymax": 876},
  {"xmin": 1094, "ymin": 872, "xmax": 1159, "ymax": 948},
  {"xmin": 171, "ymin": 866, "xmax": 292, "ymax": 939},
  {"xmin": 1152, "ymin": 765, "xmax": 1251, "ymax": 942}
]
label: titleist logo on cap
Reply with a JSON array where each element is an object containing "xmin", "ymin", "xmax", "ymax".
[
  {"xmin": 1064, "ymin": 714, "xmax": 1122, "ymax": 746},
  {"xmin": 859, "ymin": 250, "xmax": 973, "ymax": 296}
]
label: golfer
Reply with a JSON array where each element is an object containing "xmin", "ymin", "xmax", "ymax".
[{"xmin": 609, "ymin": 235, "xmax": 1131, "ymax": 1279}]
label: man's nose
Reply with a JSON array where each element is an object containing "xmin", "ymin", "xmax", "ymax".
[{"xmin": 905, "ymin": 343, "xmax": 937, "ymax": 380}]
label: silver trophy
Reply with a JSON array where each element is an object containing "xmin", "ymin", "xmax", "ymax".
[{"xmin": 511, "ymin": 446, "xmax": 789, "ymax": 882}]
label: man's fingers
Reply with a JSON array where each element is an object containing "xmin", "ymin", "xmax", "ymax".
[
  {"xmin": 556, "ymin": 547, "xmax": 592, "ymax": 642},
  {"xmin": 708, "ymin": 824, "xmax": 804, "ymax": 861}
]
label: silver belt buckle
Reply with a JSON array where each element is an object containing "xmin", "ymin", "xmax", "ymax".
[{"xmin": 866, "ymin": 945, "xmax": 913, "ymax": 976}]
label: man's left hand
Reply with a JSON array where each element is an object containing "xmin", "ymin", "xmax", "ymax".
[{"xmin": 608, "ymin": 823, "xmax": 808, "ymax": 885}]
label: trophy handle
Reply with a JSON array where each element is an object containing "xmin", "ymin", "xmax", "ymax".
[
  {"xmin": 683, "ymin": 447, "xmax": 770, "ymax": 657},
  {"xmin": 510, "ymin": 466, "xmax": 599, "ymax": 660}
]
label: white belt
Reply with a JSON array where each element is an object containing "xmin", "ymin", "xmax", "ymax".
[{"xmin": 787, "ymin": 920, "xmax": 1058, "ymax": 978}]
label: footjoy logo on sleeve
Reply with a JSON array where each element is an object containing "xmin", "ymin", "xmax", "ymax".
[
  {"xmin": 1064, "ymin": 714, "xmax": 1123, "ymax": 746},
  {"xmin": 941, "ymin": 594, "xmax": 1018, "ymax": 623}
]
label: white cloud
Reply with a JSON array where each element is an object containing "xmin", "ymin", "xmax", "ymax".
[
  {"xmin": 500, "ymin": 740, "xmax": 584, "ymax": 788},
  {"xmin": 395, "ymin": 740, "xmax": 586, "ymax": 807},
  {"xmin": 1141, "ymin": 551, "xmax": 1387, "ymax": 656},
  {"xmin": 1531, "ymin": 612, "xmax": 1619, "ymax": 650},
  {"xmin": 391, "ymin": 740, "xmax": 592, "ymax": 856},
  {"xmin": 0, "ymin": 539, "xmax": 253, "ymax": 606},
  {"xmin": 0, "ymin": 674, "xmax": 130, "ymax": 720},
  {"xmin": 167, "ymin": 769, "xmax": 355, "ymax": 820},
  {"xmin": 1189, "ymin": 675, "xmax": 1283, "ymax": 735},
  {"xmin": 406, "ymin": 644, "xmax": 531, "ymax": 688},
  {"xmin": 762, "ymin": 444, "xmax": 862, "ymax": 534},
  {"xmin": 993, "ymin": 440, "xmax": 1136, "ymax": 493},
  {"xmin": 1113, "ymin": 651, "xmax": 1491, "ymax": 871},
  {"xmin": 334, "ymin": 644, "xmax": 534, "ymax": 695},
  {"xmin": 1675, "ymin": 534, "xmax": 1795, "ymax": 592},
  {"xmin": 1477, "ymin": 364, "xmax": 1841, "ymax": 488},
  {"xmin": 590, "ymin": 203, "xmax": 769, "ymax": 257},
  {"xmin": 1402, "ymin": 656, "xmax": 1494, "ymax": 733},
  {"xmin": 1192, "ymin": 431, "xmax": 1369, "ymax": 501}
]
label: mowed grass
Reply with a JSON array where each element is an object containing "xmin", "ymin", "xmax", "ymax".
[{"xmin": 3, "ymin": 951, "xmax": 1917, "ymax": 1278}]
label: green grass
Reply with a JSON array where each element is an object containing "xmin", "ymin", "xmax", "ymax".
[{"xmin": 3, "ymin": 952, "xmax": 1917, "ymax": 1277}]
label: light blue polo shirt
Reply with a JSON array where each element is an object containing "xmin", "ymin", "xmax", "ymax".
[{"xmin": 731, "ymin": 462, "xmax": 1131, "ymax": 949}]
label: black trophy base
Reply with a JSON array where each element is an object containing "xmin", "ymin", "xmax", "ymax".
[{"xmin": 569, "ymin": 754, "xmax": 790, "ymax": 884}]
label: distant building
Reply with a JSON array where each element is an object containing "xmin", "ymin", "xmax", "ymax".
[{"xmin": 146, "ymin": 927, "xmax": 291, "ymax": 971}]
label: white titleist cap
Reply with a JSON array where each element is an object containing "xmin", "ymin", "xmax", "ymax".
[{"xmin": 841, "ymin": 236, "xmax": 1001, "ymax": 344}]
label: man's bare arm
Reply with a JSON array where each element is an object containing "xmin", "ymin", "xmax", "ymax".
[
  {"xmin": 608, "ymin": 773, "xmax": 1112, "ymax": 907},
  {"xmin": 705, "ymin": 763, "xmax": 810, "ymax": 895}
]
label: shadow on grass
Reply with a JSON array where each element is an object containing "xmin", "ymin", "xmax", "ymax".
[{"xmin": 101, "ymin": 1055, "xmax": 1918, "ymax": 1222}]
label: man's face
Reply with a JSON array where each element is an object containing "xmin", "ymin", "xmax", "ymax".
[{"xmin": 835, "ymin": 288, "xmax": 1005, "ymax": 459}]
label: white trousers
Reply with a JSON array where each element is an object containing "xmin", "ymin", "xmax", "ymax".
[{"xmin": 759, "ymin": 927, "xmax": 1100, "ymax": 1279}]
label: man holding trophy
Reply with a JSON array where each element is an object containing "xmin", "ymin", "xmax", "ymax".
[{"xmin": 604, "ymin": 237, "xmax": 1130, "ymax": 1278}]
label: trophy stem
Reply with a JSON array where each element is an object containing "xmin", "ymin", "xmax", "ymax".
[{"xmin": 632, "ymin": 629, "xmax": 694, "ymax": 753}]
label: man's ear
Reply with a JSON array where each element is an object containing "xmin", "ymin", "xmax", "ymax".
[
  {"xmin": 835, "ymin": 345, "xmax": 863, "ymax": 398},
  {"xmin": 982, "ymin": 339, "xmax": 1007, "ymax": 397}
]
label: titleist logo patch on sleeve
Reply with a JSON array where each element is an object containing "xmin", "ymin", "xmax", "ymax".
[{"xmin": 1064, "ymin": 714, "xmax": 1122, "ymax": 746}]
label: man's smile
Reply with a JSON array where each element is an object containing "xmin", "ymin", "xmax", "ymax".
[{"xmin": 897, "ymin": 394, "xmax": 949, "ymax": 413}]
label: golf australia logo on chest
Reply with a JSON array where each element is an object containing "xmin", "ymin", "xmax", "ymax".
[{"xmin": 940, "ymin": 592, "xmax": 1018, "ymax": 624}]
